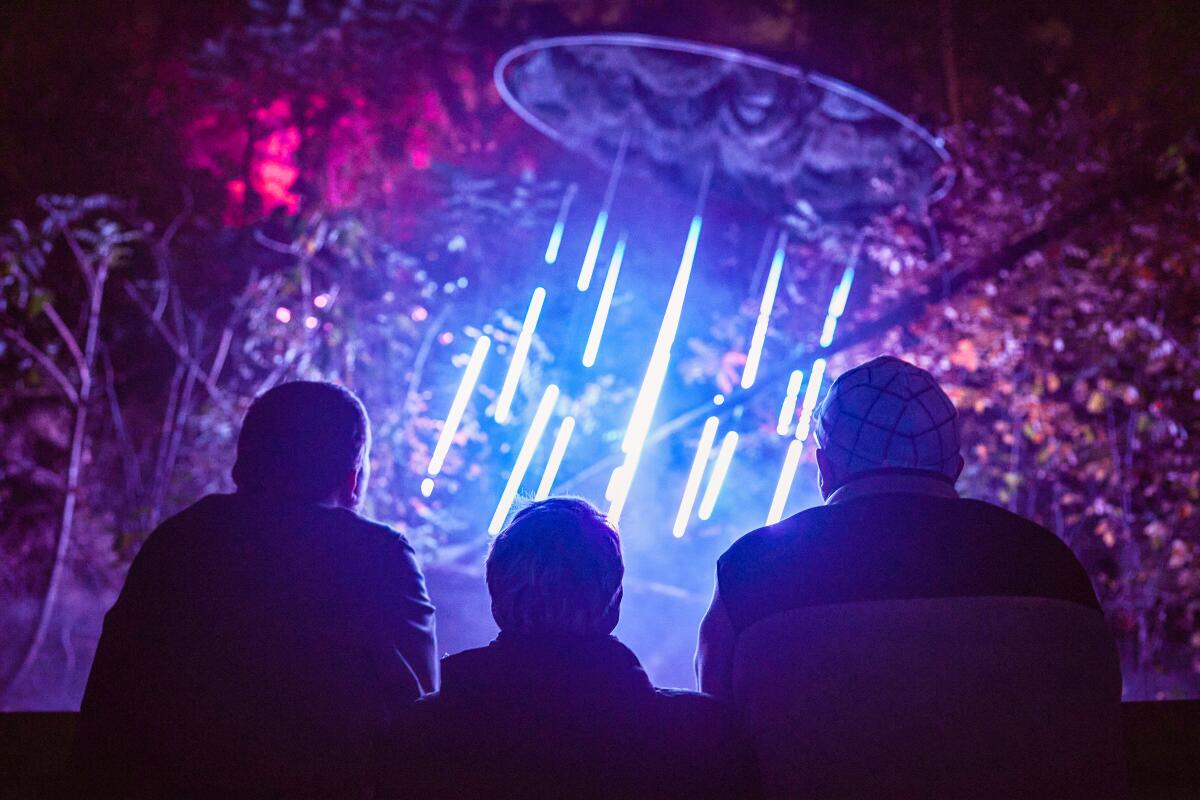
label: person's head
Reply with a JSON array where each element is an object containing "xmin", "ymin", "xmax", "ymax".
[
  {"xmin": 486, "ymin": 497, "xmax": 624, "ymax": 636},
  {"xmin": 232, "ymin": 381, "xmax": 371, "ymax": 509},
  {"xmin": 812, "ymin": 355, "xmax": 963, "ymax": 499}
]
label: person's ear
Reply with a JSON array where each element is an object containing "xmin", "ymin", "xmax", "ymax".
[
  {"xmin": 337, "ymin": 468, "xmax": 361, "ymax": 509},
  {"xmin": 815, "ymin": 448, "xmax": 836, "ymax": 500}
]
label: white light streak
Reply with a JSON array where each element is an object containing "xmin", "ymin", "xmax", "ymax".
[
  {"xmin": 420, "ymin": 477, "xmax": 434, "ymax": 497},
  {"xmin": 610, "ymin": 165, "xmax": 711, "ymax": 522},
  {"xmin": 577, "ymin": 211, "xmax": 609, "ymax": 291},
  {"xmin": 697, "ymin": 431, "xmax": 739, "ymax": 521},
  {"xmin": 776, "ymin": 369, "xmax": 805, "ymax": 435},
  {"xmin": 577, "ymin": 134, "xmax": 629, "ymax": 291},
  {"xmin": 582, "ymin": 234, "xmax": 626, "ymax": 367},
  {"xmin": 543, "ymin": 184, "xmax": 577, "ymax": 265},
  {"xmin": 544, "ymin": 221, "xmax": 566, "ymax": 265},
  {"xmin": 535, "ymin": 416, "xmax": 575, "ymax": 500},
  {"xmin": 493, "ymin": 287, "xmax": 546, "ymax": 424},
  {"xmin": 489, "ymin": 384, "xmax": 560, "ymax": 534},
  {"xmin": 795, "ymin": 357, "xmax": 828, "ymax": 441},
  {"xmin": 427, "ymin": 335, "xmax": 491, "ymax": 476},
  {"xmin": 620, "ymin": 214, "xmax": 704, "ymax": 457},
  {"xmin": 819, "ymin": 316, "xmax": 838, "ymax": 348},
  {"xmin": 830, "ymin": 266, "xmax": 855, "ymax": 317},
  {"xmin": 672, "ymin": 417, "xmax": 720, "ymax": 538},
  {"xmin": 819, "ymin": 266, "xmax": 856, "ymax": 347},
  {"xmin": 741, "ymin": 232, "xmax": 786, "ymax": 389},
  {"xmin": 767, "ymin": 439, "xmax": 804, "ymax": 524}
]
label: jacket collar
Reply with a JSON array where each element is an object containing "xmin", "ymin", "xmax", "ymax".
[
  {"xmin": 825, "ymin": 469, "xmax": 959, "ymax": 506},
  {"xmin": 440, "ymin": 633, "xmax": 654, "ymax": 699}
]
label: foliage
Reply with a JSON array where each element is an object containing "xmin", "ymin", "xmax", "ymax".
[{"xmin": 2, "ymin": 0, "xmax": 1198, "ymax": 706}]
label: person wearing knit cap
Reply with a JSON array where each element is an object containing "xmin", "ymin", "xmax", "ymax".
[{"xmin": 696, "ymin": 355, "xmax": 1128, "ymax": 800}]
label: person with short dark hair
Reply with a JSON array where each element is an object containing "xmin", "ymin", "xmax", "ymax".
[
  {"xmin": 77, "ymin": 381, "xmax": 437, "ymax": 798},
  {"xmin": 375, "ymin": 496, "xmax": 760, "ymax": 800},
  {"xmin": 697, "ymin": 356, "xmax": 1128, "ymax": 799}
]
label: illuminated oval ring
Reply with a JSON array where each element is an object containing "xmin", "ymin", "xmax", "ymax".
[{"xmin": 496, "ymin": 33, "xmax": 953, "ymax": 216}]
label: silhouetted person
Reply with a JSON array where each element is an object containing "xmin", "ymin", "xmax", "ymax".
[
  {"xmin": 375, "ymin": 497, "xmax": 759, "ymax": 800},
  {"xmin": 697, "ymin": 356, "xmax": 1128, "ymax": 799},
  {"xmin": 76, "ymin": 381, "xmax": 437, "ymax": 798}
]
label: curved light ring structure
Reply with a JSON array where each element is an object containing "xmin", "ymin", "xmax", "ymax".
[{"xmin": 495, "ymin": 33, "xmax": 954, "ymax": 211}]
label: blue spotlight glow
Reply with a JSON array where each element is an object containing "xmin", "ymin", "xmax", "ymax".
[
  {"xmin": 767, "ymin": 439, "xmax": 804, "ymax": 524},
  {"xmin": 427, "ymin": 335, "xmax": 491, "ymax": 476},
  {"xmin": 582, "ymin": 233, "xmax": 626, "ymax": 367},
  {"xmin": 741, "ymin": 232, "xmax": 786, "ymax": 389},
  {"xmin": 489, "ymin": 384, "xmax": 560, "ymax": 534},
  {"xmin": 544, "ymin": 184, "xmax": 577, "ymax": 264},
  {"xmin": 493, "ymin": 287, "xmax": 546, "ymax": 424},
  {"xmin": 776, "ymin": 369, "xmax": 804, "ymax": 435},
  {"xmin": 535, "ymin": 415, "xmax": 576, "ymax": 499},
  {"xmin": 795, "ymin": 357, "xmax": 828, "ymax": 441},
  {"xmin": 698, "ymin": 431, "xmax": 739, "ymax": 521},
  {"xmin": 672, "ymin": 416, "xmax": 720, "ymax": 538},
  {"xmin": 577, "ymin": 211, "xmax": 609, "ymax": 291}
]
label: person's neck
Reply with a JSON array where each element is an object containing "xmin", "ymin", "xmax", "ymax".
[{"xmin": 825, "ymin": 468, "xmax": 959, "ymax": 505}]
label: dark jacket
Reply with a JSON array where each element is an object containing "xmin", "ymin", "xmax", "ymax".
[
  {"xmin": 709, "ymin": 483, "xmax": 1126, "ymax": 799},
  {"xmin": 376, "ymin": 632, "xmax": 760, "ymax": 799},
  {"xmin": 75, "ymin": 491, "xmax": 437, "ymax": 799}
]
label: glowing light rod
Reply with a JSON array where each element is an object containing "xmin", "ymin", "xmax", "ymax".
[
  {"xmin": 672, "ymin": 416, "xmax": 720, "ymax": 538},
  {"xmin": 698, "ymin": 431, "xmax": 739, "ymax": 521},
  {"xmin": 577, "ymin": 132, "xmax": 630, "ymax": 291},
  {"xmin": 582, "ymin": 233, "xmax": 626, "ymax": 367},
  {"xmin": 795, "ymin": 357, "xmax": 828, "ymax": 441},
  {"xmin": 544, "ymin": 184, "xmax": 577, "ymax": 264},
  {"xmin": 427, "ymin": 335, "xmax": 491, "ymax": 476},
  {"xmin": 819, "ymin": 266, "xmax": 856, "ymax": 347},
  {"xmin": 493, "ymin": 287, "xmax": 546, "ymax": 424},
  {"xmin": 609, "ymin": 215, "xmax": 704, "ymax": 523},
  {"xmin": 535, "ymin": 415, "xmax": 575, "ymax": 499},
  {"xmin": 767, "ymin": 439, "xmax": 804, "ymax": 524},
  {"xmin": 776, "ymin": 369, "xmax": 804, "ymax": 435},
  {"xmin": 741, "ymin": 231, "xmax": 786, "ymax": 389},
  {"xmin": 489, "ymin": 384, "xmax": 560, "ymax": 534},
  {"xmin": 608, "ymin": 165, "xmax": 712, "ymax": 523},
  {"xmin": 621, "ymin": 214, "xmax": 704, "ymax": 456}
]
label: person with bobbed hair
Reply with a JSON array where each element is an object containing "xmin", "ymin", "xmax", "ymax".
[
  {"xmin": 77, "ymin": 381, "xmax": 437, "ymax": 798},
  {"xmin": 376, "ymin": 496, "xmax": 760, "ymax": 799}
]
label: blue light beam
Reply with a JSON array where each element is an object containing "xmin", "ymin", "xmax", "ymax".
[
  {"xmin": 698, "ymin": 431, "xmax": 739, "ymax": 520},
  {"xmin": 535, "ymin": 415, "xmax": 575, "ymax": 499},
  {"xmin": 610, "ymin": 165, "xmax": 712, "ymax": 523},
  {"xmin": 776, "ymin": 369, "xmax": 804, "ymax": 435},
  {"xmin": 818, "ymin": 266, "xmax": 856, "ymax": 347},
  {"xmin": 795, "ymin": 358, "xmax": 828, "ymax": 441},
  {"xmin": 493, "ymin": 287, "xmax": 546, "ymax": 424},
  {"xmin": 544, "ymin": 184, "xmax": 577, "ymax": 264},
  {"xmin": 577, "ymin": 133, "xmax": 630, "ymax": 291},
  {"xmin": 767, "ymin": 439, "xmax": 804, "ymax": 524},
  {"xmin": 427, "ymin": 335, "xmax": 491, "ymax": 476},
  {"xmin": 489, "ymin": 384, "xmax": 560, "ymax": 534},
  {"xmin": 741, "ymin": 232, "xmax": 786, "ymax": 389},
  {"xmin": 672, "ymin": 416, "xmax": 720, "ymax": 538},
  {"xmin": 582, "ymin": 234, "xmax": 626, "ymax": 367}
]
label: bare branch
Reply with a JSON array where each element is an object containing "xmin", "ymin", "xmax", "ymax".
[
  {"xmin": 41, "ymin": 302, "xmax": 86, "ymax": 374},
  {"xmin": 1, "ymin": 326, "xmax": 80, "ymax": 405}
]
